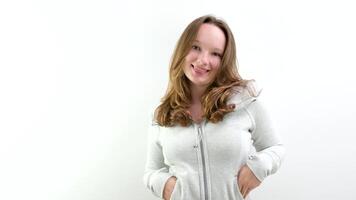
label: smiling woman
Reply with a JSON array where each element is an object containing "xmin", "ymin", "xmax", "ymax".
[{"xmin": 143, "ymin": 15, "xmax": 285, "ymax": 200}]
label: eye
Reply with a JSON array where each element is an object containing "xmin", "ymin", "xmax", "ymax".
[
  {"xmin": 192, "ymin": 45, "xmax": 200, "ymax": 51},
  {"xmin": 212, "ymin": 52, "xmax": 222, "ymax": 58}
]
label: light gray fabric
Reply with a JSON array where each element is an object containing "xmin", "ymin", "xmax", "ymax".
[{"xmin": 143, "ymin": 81, "xmax": 285, "ymax": 200}]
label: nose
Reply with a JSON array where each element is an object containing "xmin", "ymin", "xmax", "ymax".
[{"xmin": 197, "ymin": 51, "xmax": 209, "ymax": 66}]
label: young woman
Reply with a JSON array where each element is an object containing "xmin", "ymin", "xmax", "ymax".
[{"xmin": 143, "ymin": 15, "xmax": 285, "ymax": 200}]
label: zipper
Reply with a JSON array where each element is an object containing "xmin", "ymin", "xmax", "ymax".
[
  {"xmin": 196, "ymin": 122, "xmax": 209, "ymax": 200},
  {"xmin": 190, "ymin": 89, "xmax": 261, "ymax": 199}
]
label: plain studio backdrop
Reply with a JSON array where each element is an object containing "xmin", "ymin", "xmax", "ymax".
[{"xmin": 0, "ymin": 0, "xmax": 355, "ymax": 199}]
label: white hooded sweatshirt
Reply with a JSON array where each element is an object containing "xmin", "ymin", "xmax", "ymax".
[{"xmin": 143, "ymin": 81, "xmax": 285, "ymax": 200}]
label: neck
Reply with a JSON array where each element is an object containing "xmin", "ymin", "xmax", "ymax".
[{"xmin": 190, "ymin": 84, "xmax": 208, "ymax": 104}]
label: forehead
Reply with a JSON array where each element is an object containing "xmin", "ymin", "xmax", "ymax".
[{"xmin": 195, "ymin": 23, "xmax": 226, "ymax": 52}]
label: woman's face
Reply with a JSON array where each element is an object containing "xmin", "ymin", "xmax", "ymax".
[{"xmin": 183, "ymin": 23, "xmax": 226, "ymax": 88}]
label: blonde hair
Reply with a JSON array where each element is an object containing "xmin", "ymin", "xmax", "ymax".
[{"xmin": 155, "ymin": 15, "xmax": 255, "ymax": 127}]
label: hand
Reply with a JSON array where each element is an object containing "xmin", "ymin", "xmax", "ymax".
[
  {"xmin": 237, "ymin": 165, "xmax": 261, "ymax": 198},
  {"xmin": 163, "ymin": 176, "xmax": 177, "ymax": 200}
]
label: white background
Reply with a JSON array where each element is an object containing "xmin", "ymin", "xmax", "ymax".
[{"xmin": 0, "ymin": 0, "xmax": 355, "ymax": 199}]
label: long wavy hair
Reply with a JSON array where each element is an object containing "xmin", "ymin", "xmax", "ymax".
[{"xmin": 154, "ymin": 15, "xmax": 256, "ymax": 127}]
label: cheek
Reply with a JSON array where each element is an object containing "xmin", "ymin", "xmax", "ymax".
[
  {"xmin": 185, "ymin": 51, "xmax": 198, "ymax": 62},
  {"xmin": 210, "ymin": 58, "xmax": 221, "ymax": 69}
]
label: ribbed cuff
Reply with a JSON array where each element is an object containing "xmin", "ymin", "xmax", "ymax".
[
  {"xmin": 151, "ymin": 172, "xmax": 175, "ymax": 199},
  {"xmin": 245, "ymin": 153, "xmax": 273, "ymax": 182}
]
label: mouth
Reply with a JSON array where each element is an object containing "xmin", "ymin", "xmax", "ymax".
[{"xmin": 191, "ymin": 64, "xmax": 210, "ymax": 75}]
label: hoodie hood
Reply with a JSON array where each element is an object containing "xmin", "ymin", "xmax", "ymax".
[{"xmin": 227, "ymin": 80, "xmax": 263, "ymax": 111}]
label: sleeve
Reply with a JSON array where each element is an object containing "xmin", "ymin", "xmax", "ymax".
[
  {"xmin": 244, "ymin": 95, "xmax": 286, "ymax": 182},
  {"xmin": 142, "ymin": 111, "xmax": 175, "ymax": 199}
]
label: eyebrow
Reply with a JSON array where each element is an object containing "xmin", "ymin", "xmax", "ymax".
[{"xmin": 193, "ymin": 40, "xmax": 224, "ymax": 53}]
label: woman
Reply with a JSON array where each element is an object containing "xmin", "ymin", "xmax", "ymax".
[{"xmin": 143, "ymin": 15, "xmax": 285, "ymax": 200}]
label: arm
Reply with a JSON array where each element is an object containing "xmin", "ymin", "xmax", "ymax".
[
  {"xmin": 143, "ymin": 112, "xmax": 175, "ymax": 199},
  {"xmin": 244, "ymin": 97, "xmax": 286, "ymax": 182}
]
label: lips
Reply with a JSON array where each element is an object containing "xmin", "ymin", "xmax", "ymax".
[{"xmin": 191, "ymin": 64, "xmax": 209, "ymax": 75}]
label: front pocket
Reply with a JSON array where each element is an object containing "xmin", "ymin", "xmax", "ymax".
[
  {"xmin": 169, "ymin": 178, "xmax": 181, "ymax": 200},
  {"xmin": 233, "ymin": 176, "xmax": 245, "ymax": 200}
]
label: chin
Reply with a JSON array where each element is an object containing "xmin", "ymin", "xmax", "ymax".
[{"xmin": 190, "ymin": 80, "xmax": 210, "ymax": 87}]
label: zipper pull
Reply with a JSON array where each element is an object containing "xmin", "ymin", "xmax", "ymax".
[
  {"xmin": 197, "ymin": 125, "xmax": 203, "ymax": 147},
  {"xmin": 194, "ymin": 125, "xmax": 203, "ymax": 149}
]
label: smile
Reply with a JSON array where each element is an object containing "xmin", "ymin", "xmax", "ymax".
[{"xmin": 191, "ymin": 64, "xmax": 210, "ymax": 75}]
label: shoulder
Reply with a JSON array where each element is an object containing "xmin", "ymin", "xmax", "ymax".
[{"xmin": 227, "ymin": 80, "xmax": 263, "ymax": 106}]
